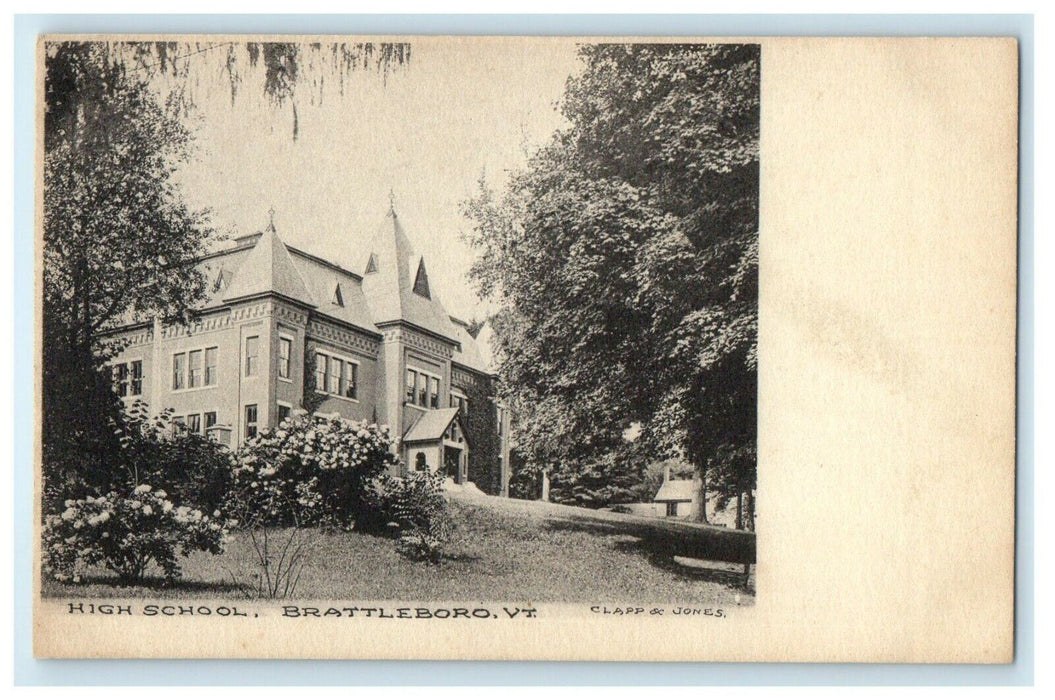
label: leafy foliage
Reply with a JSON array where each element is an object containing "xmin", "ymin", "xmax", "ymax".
[
  {"xmin": 546, "ymin": 444, "xmax": 654, "ymax": 509},
  {"xmin": 42, "ymin": 399, "xmax": 233, "ymax": 519},
  {"xmin": 44, "ymin": 43, "xmax": 213, "ymax": 336},
  {"xmin": 40, "ymin": 402, "xmax": 234, "ymax": 586},
  {"xmin": 60, "ymin": 40, "xmax": 412, "ymax": 140},
  {"xmin": 229, "ymin": 413, "xmax": 399, "ymax": 529},
  {"xmin": 368, "ymin": 471, "xmax": 454, "ymax": 564},
  {"xmin": 457, "ymin": 373, "xmax": 504, "ymax": 495},
  {"xmin": 116, "ymin": 403, "xmax": 234, "ymax": 514},
  {"xmin": 42, "ymin": 43, "xmax": 215, "ymax": 500},
  {"xmin": 463, "ymin": 44, "xmax": 758, "ymax": 523},
  {"xmin": 43, "ymin": 485, "xmax": 227, "ymax": 585}
]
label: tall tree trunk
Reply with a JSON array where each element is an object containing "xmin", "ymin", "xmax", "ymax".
[
  {"xmin": 78, "ymin": 240, "xmax": 94, "ymax": 419},
  {"xmin": 745, "ymin": 489, "xmax": 755, "ymax": 532},
  {"xmin": 695, "ymin": 468, "xmax": 709, "ymax": 524}
]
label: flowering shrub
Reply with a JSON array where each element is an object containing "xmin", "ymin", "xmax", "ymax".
[
  {"xmin": 43, "ymin": 484, "xmax": 227, "ymax": 584},
  {"xmin": 43, "ymin": 401, "xmax": 233, "ymax": 519},
  {"xmin": 230, "ymin": 412, "xmax": 399, "ymax": 528}
]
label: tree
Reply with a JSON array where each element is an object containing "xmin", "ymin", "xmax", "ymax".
[
  {"xmin": 42, "ymin": 39, "xmax": 410, "ymax": 503},
  {"xmin": 42, "ymin": 43, "xmax": 215, "ymax": 497},
  {"xmin": 86, "ymin": 41, "xmax": 411, "ymax": 140},
  {"xmin": 463, "ymin": 44, "xmax": 758, "ymax": 525}
]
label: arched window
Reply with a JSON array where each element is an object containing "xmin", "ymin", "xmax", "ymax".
[{"xmin": 415, "ymin": 452, "xmax": 428, "ymax": 471}]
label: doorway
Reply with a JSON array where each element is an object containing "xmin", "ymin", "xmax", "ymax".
[{"xmin": 444, "ymin": 446, "xmax": 463, "ymax": 483}]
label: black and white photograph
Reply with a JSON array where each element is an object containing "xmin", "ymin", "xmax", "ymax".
[{"xmin": 38, "ymin": 38, "xmax": 758, "ymax": 612}]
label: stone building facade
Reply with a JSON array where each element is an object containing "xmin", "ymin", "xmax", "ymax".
[{"xmin": 103, "ymin": 207, "xmax": 512, "ymax": 496}]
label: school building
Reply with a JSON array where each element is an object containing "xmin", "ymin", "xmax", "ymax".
[{"xmin": 103, "ymin": 206, "xmax": 512, "ymax": 496}]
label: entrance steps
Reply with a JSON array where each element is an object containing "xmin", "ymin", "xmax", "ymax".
[{"xmin": 442, "ymin": 478, "xmax": 487, "ymax": 498}]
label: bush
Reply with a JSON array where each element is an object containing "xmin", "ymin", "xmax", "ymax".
[
  {"xmin": 42, "ymin": 401, "xmax": 233, "ymax": 518},
  {"xmin": 396, "ymin": 528, "xmax": 450, "ymax": 564},
  {"xmin": 548, "ymin": 449, "xmax": 651, "ymax": 509},
  {"xmin": 365, "ymin": 471, "xmax": 453, "ymax": 563},
  {"xmin": 508, "ymin": 465, "xmax": 542, "ymax": 501},
  {"xmin": 43, "ymin": 484, "xmax": 227, "ymax": 585},
  {"xmin": 229, "ymin": 412, "xmax": 399, "ymax": 528},
  {"xmin": 116, "ymin": 402, "xmax": 234, "ymax": 515}
]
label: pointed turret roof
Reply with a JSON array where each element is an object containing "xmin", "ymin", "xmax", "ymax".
[
  {"xmin": 360, "ymin": 207, "xmax": 460, "ymax": 342},
  {"xmin": 222, "ymin": 220, "xmax": 315, "ymax": 307}
]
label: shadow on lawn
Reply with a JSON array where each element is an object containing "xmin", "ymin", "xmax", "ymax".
[
  {"xmin": 44, "ymin": 572, "xmax": 247, "ymax": 597},
  {"xmin": 542, "ymin": 515, "xmax": 756, "ymax": 594}
]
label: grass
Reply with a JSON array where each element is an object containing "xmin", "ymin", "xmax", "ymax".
[{"xmin": 42, "ymin": 491, "xmax": 755, "ymax": 604}]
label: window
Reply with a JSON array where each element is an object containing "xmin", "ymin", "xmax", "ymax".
[
  {"xmin": 328, "ymin": 356, "xmax": 341, "ymax": 394},
  {"xmin": 245, "ymin": 404, "xmax": 258, "ymax": 440},
  {"xmin": 412, "ymin": 259, "xmax": 431, "ymax": 298},
  {"xmin": 130, "ymin": 360, "xmax": 143, "ymax": 395},
  {"xmin": 418, "ymin": 374, "xmax": 428, "ymax": 407},
  {"xmin": 112, "ymin": 361, "xmax": 143, "ymax": 397},
  {"xmin": 245, "ymin": 336, "xmax": 259, "ymax": 377},
  {"xmin": 278, "ymin": 337, "xmax": 292, "ymax": 380},
  {"xmin": 204, "ymin": 347, "xmax": 217, "ymax": 386},
  {"xmin": 429, "ymin": 376, "xmax": 440, "ymax": 409},
  {"xmin": 188, "ymin": 349, "xmax": 203, "ymax": 388},
  {"xmin": 315, "ymin": 351, "xmax": 359, "ymax": 400},
  {"xmin": 204, "ymin": 411, "xmax": 218, "ymax": 430},
  {"xmin": 315, "ymin": 352, "xmax": 328, "ymax": 391},
  {"xmin": 341, "ymin": 361, "xmax": 358, "ymax": 399},
  {"xmin": 113, "ymin": 363, "xmax": 129, "ymax": 397},
  {"xmin": 414, "ymin": 452, "xmax": 428, "ymax": 471},
  {"xmin": 187, "ymin": 413, "xmax": 202, "ymax": 434},
  {"xmin": 172, "ymin": 353, "xmax": 186, "ymax": 390},
  {"xmin": 451, "ymin": 391, "xmax": 468, "ymax": 417},
  {"xmin": 406, "ymin": 368, "xmax": 418, "ymax": 404},
  {"xmin": 174, "ymin": 348, "xmax": 215, "ymax": 390},
  {"xmin": 666, "ymin": 502, "xmax": 678, "ymax": 517},
  {"xmin": 406, "ymin": 367, "xmax": 441, "ymax": 409},
  {"xmin": 173, "ymin": 415, "xmax": 187, "ymax": 432},
  {"xmin": 277, "ymin": 403, "xmax": 292, "ymax": 423}
]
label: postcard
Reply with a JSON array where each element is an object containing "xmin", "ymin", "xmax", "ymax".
[{"xmin": 33, "ymin": 35, "xmax": 1017, "ymax": 661}]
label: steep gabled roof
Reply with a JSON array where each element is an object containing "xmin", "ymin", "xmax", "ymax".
[
  {"xmin": 403, "ymin": 407, "xmax": 465, "ymax": 444},
  {"xmin": 288, "ymin": 251, "xmax": 378, "ymax": 333},
  {"xmin": 654, "ymin": 480, "xmax": 697, "ymax": 503},
  {"xmin": 359, "ymin": 208, "xmax": 461, "ymax": 342},
  {"xmin": 449, "ymin": 317, "xmax": 492, "ymax": 375},
  {"xmin": 222, "ymin": 223, "xmax": 315, "ymax": 307}
]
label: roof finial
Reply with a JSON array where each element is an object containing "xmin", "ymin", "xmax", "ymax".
[
  {"xmin": 267, "ymin": 206, "xmax": 276, "ymax": 232},
  {"xmin": 388, "ymin": 189, "xmax": 396, "ymax": 216}
]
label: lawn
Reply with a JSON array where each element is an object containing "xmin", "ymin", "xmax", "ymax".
[{"xmin": 42, "ymin": 490, "xmax": 755, "ymax": 604}]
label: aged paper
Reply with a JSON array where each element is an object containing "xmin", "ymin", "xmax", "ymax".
[{"xmin": 33, "ymin": 35, "xmax": 1017, "ymax": 662}]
